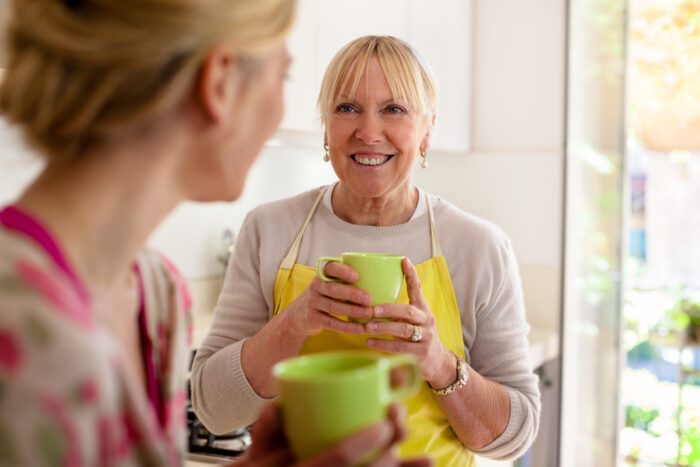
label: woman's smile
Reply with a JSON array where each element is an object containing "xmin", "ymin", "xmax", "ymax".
[{"xmin": 351, "ymin": 152, "xmax": 395, "ymax": 167}]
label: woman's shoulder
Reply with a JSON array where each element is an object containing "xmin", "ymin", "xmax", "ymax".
[
  {"xmin": 135, "ymin": 248, "xmax": 193, "ymax": 346},
  {"xmin": 242, "ymin": 186, "xmax": 327, "ymax": 232},
  {"xmin": 250, "ymin": 186, "xmax": 325, "ymax": 216},
  {"xmin": 425, "ymin": 192, "xmax": 519, "ymax": 286},
  {"xmin": 427, "ymin": 192, "xmax": 512, "ymax": 248},
  {"xmin": 136, "ymin": 249, "xmax": 192, "ymax": 310},
  {"xmin": 0, "ymin": 227, "xmax": 88, "ymax": 315},
  {"xmin": 0, "ymin": 226, "xmax": 53, "ymax": 270}
]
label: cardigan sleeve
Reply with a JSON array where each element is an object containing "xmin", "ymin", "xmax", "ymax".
[
  {"xmin": 467, "ymin": 234, "xmax": 541, "ymax": 460},
  {"xmin": 189, "ymin": 213, "xmax": 273, "ymax": 435}
]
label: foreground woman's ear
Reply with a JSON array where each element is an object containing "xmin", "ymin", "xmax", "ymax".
[{"xmin": 197, "ymin": 45, "xmax": 243, "ymax": 124}]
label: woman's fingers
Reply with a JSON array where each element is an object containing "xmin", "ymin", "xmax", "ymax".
[
  {"xmin": 372, "ymin": 303, "xmax": 427, "ymax": 324},
  {"xmin": 303, "ymin": 276, "xmax": 375, "ymax": 336},
  {"xmin": 365, "ymin": 449, "xmax": 433, "ymax": 467},
  {"xmin": 309, "ymin": 287, "xmax": 372, "ymax": 316},
  {"xmin": 399, "ymin": 458, "xmax": 434, "ymax": 467},
  {"xmin": 234, "ymin": 404, "xmax": 295, "ymax": 467},
  {"xmin": 365, "ymin": 337, "xmax": 419, "ymax": 355},
  {"xmin": 343, "ymin": 404, "xmax": 433, "ymax": 467},
  {"xmin": 321, "ymin": 260, "xmax": 359, "ymax": 283},
  {"xmin": 364, "ymin": 319, "xmax": 424, "ymax": 340},
  {"xmin": 296, "ymin": 420, "xmax": 394, "ymax": 467},
  {"xmin": 248, "ymin": 403, "xmax": 284, "ymax": 445},
  {"xmin": 235, "ymin": 403, "xmax": 432, "ymax": 467},
  {"xmin": 365, "ymin": 447, "xmax": 397, "ymax": 467},
  {"xmin": 240, "ymin": 449, "xmax": 294, "ymax": 467},
  {"xmin": 310, "ymin": 275, "xmax": 372, "ymax": 306},
  {"xmin": 402, "ymin": 257, "xmax": 429, "ymax": 309},
  {"xmin": 387, "ymin": 402, "xmax": 408, "ymax": 442},
  {"xmin": 314, "ymin": 313, "xmax": 365, "ymax": 334}
]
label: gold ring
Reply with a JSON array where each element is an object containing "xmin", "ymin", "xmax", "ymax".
[{"xmin": 409, "ymin": 325, "xmax": 423, "ymax": 342}]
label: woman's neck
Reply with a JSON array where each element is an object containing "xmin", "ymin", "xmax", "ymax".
[
  {"xmin": 331, "ymin": 182, "xmax": 419, "ymax": 226},
  {"xmin": 15, "ymin": 136, "xmax": 185, "ymax": 303}
]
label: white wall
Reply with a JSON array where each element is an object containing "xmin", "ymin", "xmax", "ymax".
[
  {"xmin": 0, "ymin": 121, "xmax": 44, "ymax": 203},
  {"xmin": 472, "ymin": 0, "xmax": 566, "ymax": 151},
  {"xmin": 470, "ymin": 0, "xmax": 566, "ymax": 330}
]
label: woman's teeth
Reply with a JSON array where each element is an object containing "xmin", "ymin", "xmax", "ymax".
[{"xmin": 352, "ymin": 155, "xmax": 392, "ymax": 166}]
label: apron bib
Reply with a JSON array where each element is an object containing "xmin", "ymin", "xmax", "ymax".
[{"xmin": 272, "ymin": 187, "xmax": 475, "ymax": 466}]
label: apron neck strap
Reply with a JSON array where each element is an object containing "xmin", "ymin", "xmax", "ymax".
[
  {"xmin": 426, "ymin": 194, "xmax": 443, "ymax": 258},
  {"xmin": 279, "ymin": 185, "xmax": 443, "ymax": 270},
  {"xmin": 278, "ymin": 186, "xmax": 328, "ymax": 270}
]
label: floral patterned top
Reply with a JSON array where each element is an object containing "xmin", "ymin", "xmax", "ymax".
[{"xmin": 0, "ymin": 206, "xmax": 193, "ymax": 466}]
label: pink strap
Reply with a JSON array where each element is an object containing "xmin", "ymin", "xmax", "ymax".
[
  {"xmin": 133, "ymin": 262, "xmax": 164, "ymax": 427},
  {"xmin": 0, "ymin": 205, "xmax": 91, "ymax": 308}
]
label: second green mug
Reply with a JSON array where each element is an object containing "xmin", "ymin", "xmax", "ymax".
[{"xmin": 273, "ymin": 351, "xmax": 421, "ymax": 462}]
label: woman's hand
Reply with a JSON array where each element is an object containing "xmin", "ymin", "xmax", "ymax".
[
  {"xmin": 233, "ymin": 402, "xmax": 432, "ymax": 467},
  {"xmin": 282, "ymin": 261, "xmax": 374, "ymax": 337},
  {"xmin": 241, "ymin": 262, "xmax": 375, "ymax": 399},
  {"xmin": 364, "ymin": 258, "xmax": 455, "ymax": 389}
]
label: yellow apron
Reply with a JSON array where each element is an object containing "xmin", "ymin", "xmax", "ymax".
[{"xmin": 272, "ymin": 187, "xmax": 475, "ymax": 466}]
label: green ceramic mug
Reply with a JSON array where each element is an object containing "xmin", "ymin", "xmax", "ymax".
[
  {"xmin": 316, "ymin": 252, "xmax": 405, "ymax": 308},
  {"xmin": 273, "ymin": 351, "xmax": 420, "ymax": 462}
]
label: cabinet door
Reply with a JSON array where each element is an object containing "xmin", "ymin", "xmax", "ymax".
[
  {"xmin": 281, "ymin": 0, "xmax": 320, "ymax": 134},
  {"xmin": 411, "ymin": 0, "xmax": 471, "ymax": 153}
]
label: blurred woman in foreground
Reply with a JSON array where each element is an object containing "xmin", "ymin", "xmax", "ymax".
[{"xmin": 0, "ymin": 1, "xmax": 421, "ymax": 465}]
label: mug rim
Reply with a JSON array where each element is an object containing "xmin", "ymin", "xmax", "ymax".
[
  {"xmin": 273, "ymin": 351, "xmax": 387, "ymax": 383},
  {"xmin": 341, "ymin": 252, "xmax": 404, "ymax": 258}
]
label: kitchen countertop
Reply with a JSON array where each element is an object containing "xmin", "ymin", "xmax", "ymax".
[{"xmin": 527, "ymin": 326, "xmax": 559, "ymax": 369}]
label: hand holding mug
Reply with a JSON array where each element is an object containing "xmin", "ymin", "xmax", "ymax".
[
  {"xmin": 364, "ymin": 257, "xmax": 455, "ymax": 388},
  {"xmin": 272, "ymin": 351, "xmax": 422, "ymax": 463},
  {"xmin": 282, "ymin": 258, "xmax": 375, "ymax": 338},
  {"xmin": 316, "ymin": 252, "xmax": 405, "ymax": 323},
  {"xmin": 234, "ymin": 402, "xmax": 432, "ymax": 467}
]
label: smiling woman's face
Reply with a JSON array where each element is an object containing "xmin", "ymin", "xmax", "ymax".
[{"xmin": 325, "ymin": 55, "xmax": 430, "ymax": 202}]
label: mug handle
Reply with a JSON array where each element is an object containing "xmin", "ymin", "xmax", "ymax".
[
  {"xmin": 316, "ymin": 256, "xmax": 342, "ymax": 282},
  {"xmin": 384, "ymin": 354, "xmax": 421, "ymax": 402}
]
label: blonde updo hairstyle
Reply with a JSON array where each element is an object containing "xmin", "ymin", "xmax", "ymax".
[
  {"xmin": 317, "ymin": 35, "xmax": 437, "ymax": 128},
  {"xmin": 0, "ymin": 0, "xmax": 296, "ymax": 160}
]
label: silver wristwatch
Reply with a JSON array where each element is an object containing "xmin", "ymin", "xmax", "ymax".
[{"xmin": 428, "ymin": 351, "xmax": 470, "ymax": 396}]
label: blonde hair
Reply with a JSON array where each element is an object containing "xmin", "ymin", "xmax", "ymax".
[
  {"xmin": 317, "ymin": 35, "xmax": 437, "ymax": 126},
  {"xmin": 0, "ymin": 0, "xmax": 296, "ymax": 159}
]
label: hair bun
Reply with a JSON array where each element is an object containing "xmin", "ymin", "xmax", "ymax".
[
  {"xmin": 0, "ymin": 0, "xmax": 297, "ymax": 160},
  {"xmin": 62, "ymin": 0, "xmax": 82, "ymax": 10}
]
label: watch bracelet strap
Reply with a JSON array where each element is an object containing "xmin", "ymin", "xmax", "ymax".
[{"xmin": 428, "ymin": 351, "xmax": 469, "ymax": 396}]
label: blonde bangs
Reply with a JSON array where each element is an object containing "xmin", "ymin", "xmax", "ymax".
[
  {"xmin": 376, "ymin": 40, "xmax": 430, "ymax": 116},
  {"xmin": 318, "ymin": 35, "xmax": 437, "ymax": 124},
  {"xmin": 338, "ymin": 44, "xmax": 373, "ymax": 105}
]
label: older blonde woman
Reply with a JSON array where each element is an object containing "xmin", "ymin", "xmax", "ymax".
[
  {"xmin": 0, "ymin": 2, "xmax": 420, "ymax": 466},
  {"xmin": 193, "ymin": 35, "xmax": 541, "ymax": 466}
]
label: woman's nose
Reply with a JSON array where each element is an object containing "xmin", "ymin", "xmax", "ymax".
[{"xmin": 354, "ymin": 112, "xmax": 384, "ymax": 144}]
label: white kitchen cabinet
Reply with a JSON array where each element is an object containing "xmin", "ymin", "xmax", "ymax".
[
  {"xmin": 472, "ymin": 0, "xmax": 566, "ymax": 151},
  {"xmin": 280, "ymin": 0, "xmax": 320, "ymax": 135},
  {"xmin": 281, "ymin": 0, "xmax": 473, "ymax": 153}
]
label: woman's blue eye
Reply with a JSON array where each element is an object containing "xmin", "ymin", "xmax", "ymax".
[
  {"xmin": 336, "ymin": 104, "xmax": 354, "ymax": 113},
  {"xmin": 386, "ymin": 105, "xmax": 404, "ymax": 114}
]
